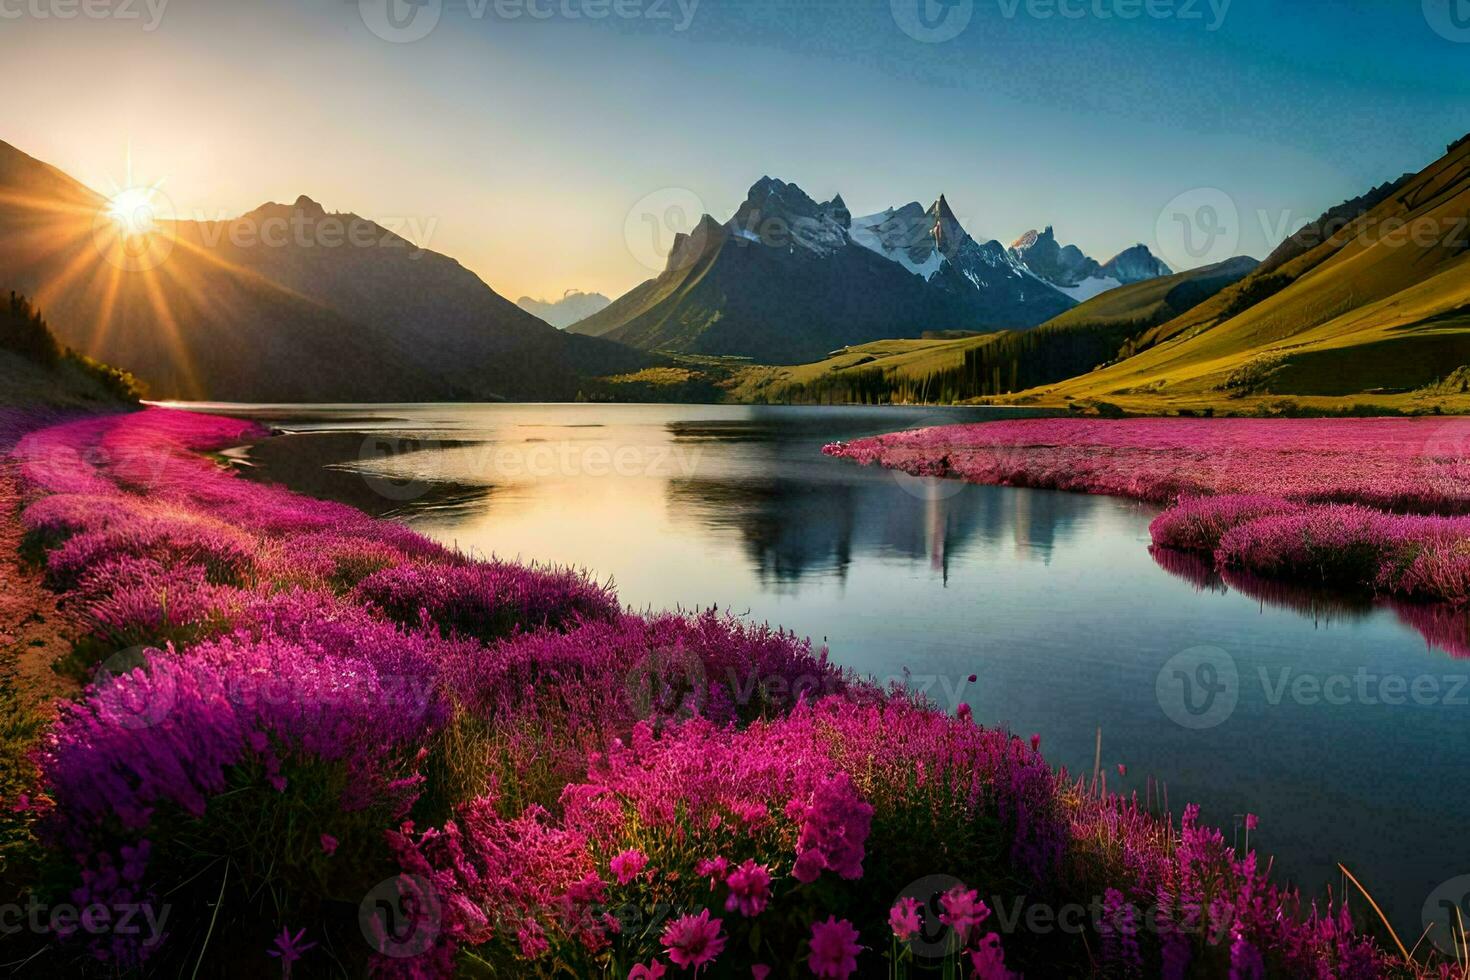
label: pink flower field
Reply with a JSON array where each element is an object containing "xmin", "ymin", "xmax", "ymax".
[
  {"xmin": 2, "ymin": 408, "xmax": 1461, "ymax": 978},
  {"xmin": 825, "ymin": 417, "xmax": 1470, "ymax": 625}
]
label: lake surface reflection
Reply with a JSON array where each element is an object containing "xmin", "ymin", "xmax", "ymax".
[{"xmin": 196, "ymin": 401, "xmax": 1469, "ymax": 940}]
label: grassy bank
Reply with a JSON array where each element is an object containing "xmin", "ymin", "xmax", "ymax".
[{"xmin": 825, "ymin": 417, "xmax": 1470, "ymax": 644}]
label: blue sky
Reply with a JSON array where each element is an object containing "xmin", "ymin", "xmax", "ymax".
[{"xmin": 2, "ymin": 0, "xmax": 1465, "ymax": 298}]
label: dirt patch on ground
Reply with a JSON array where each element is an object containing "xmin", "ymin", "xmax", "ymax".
[{"xmin": 0, "ymin": 461, "xmax": 77, "ymax": 708}]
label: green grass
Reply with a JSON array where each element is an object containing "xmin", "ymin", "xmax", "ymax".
[{"xmin": 1021, "ymin": 137, "xmax": 1470, "ymax": 413}]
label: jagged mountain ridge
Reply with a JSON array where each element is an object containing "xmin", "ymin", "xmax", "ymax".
[
  {"xmin": 569, "ymin": 178, "xmax": 1075, "ymax": 363},
  {"xmin": 1009, "ymin": 226, "xmax": 1171, "ymax": 303}
]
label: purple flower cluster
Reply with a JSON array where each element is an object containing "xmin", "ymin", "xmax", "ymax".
[
  {"xmin": 354, "ymin": 559, "xmax": 620, "ymax": 642},
  {"xmin": 7, "ymin": 407, "xmax": 1451, "ymax": 978},
  {"xmin": 824, "ymin": 417, "xmax": 1470, "ymax": 513},
  {"xmin": 827, "ymin": 417, "xmax": 1470, "ymax": 611}
]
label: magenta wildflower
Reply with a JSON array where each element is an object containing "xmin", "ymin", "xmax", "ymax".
[
  {"xmin": 629, "ymin": 962, "xmax": 666, "ymax": 980},
  {"xmin": 790, "ymin": 774, "xmax": 873, "ymax": 883},
  {"xmin": 696, "ymin": 856, "xmax": 729, "ymax": 885},
  {"xmin": 807, "ymin": 916, "xmax": 863, "ymax": 978},
  {"xmin": 969, "ymin": 933, "xmax": 1015, "ymax": 980},
  {"xmin": 938, "ymin": 885, "xmax": 990, "ymax": 941},
  {"xmin": 319, "ymin": 834, "xmax": 338, "ymax": 856},
  {"xmin": 609, "ymin": 848, "xmax": 649, "ymax": 885},
  {"xmin": 751, "ymin": 966, "xmax": 770, "ymax": 979},
  {"xmin": 267, "ymin": 926, "xmax": 316, "ymax": 976},
  {"xmin": 723, "ymin": 859, "xmax": 772, "ymax": 917},
  {"xmin": 889, "ymin": 897, "xmax": 922, "ymax": 941},
  {"xmin": 661, "ymin": 909, "xmax": 725, "ymax": 971},
  {"xmin": 1245, "ymin": 813, "xmax": 1259, "ymax": 831}
]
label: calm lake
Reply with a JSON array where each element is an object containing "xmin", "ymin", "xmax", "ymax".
[{"xmin": 185, "ymin": 401, "xmax": 1467, "ymax": 941}]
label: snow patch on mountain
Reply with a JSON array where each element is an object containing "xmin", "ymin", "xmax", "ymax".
[{"xmin": 1055, "ymin": 276, "xmax": 1123, "ymax": 303}]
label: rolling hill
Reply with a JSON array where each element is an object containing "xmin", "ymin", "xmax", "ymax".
[
  {"xmin": 0, "ymin": 140, "xmax": 645, "ymax": 402},
  {"xmin": 0, "ymin": 291, "xmax": 139, "ymax": 408},
  {"xmin": 1025, "ymin": 133, "xmax": 1470, "ymax": 410},
  {"xmin": 725, "ymin": 255, "xmax": 1257, "ymax": 404}
]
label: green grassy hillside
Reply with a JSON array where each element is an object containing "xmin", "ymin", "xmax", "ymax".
[
  {"xmin": 0, "ymin": 291, "xmax": 141, "ymax": 407},
  {"xmin": 1024, "ymin": 134, "xmax": 1470, "ymax": 413},
  {"xmin": 720, "ymin": 255, "xmax": 1256, "ymax": 404}
]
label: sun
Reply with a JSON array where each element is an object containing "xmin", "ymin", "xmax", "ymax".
[{"xmin": 104, "ymin": 186, "xmax": 162, "ymax": 239}]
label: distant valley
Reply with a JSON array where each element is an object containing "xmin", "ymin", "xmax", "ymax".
[
  {"xmin": 2, "ymin": 135, "xmax": 1466, "ymax": 413},
  {"xmin": 517, "ymin": 290, "xmax": 611, "ymax": 329}
]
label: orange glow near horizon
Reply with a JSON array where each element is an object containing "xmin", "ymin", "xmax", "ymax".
[{"xmin": 0, "ymin": 149, "xmax": 223, "ymax": 398}]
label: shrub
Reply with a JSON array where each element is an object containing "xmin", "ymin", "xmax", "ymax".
[{"xmin": 355, "ymin": 561, "xmax": 620, "ymax": 643}]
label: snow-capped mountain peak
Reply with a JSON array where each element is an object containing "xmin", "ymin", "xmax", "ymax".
[
  {"xmin": 728, "ymin": 176, "xmax": 850, "ymax": 256},
  {"xmin": 1009, "ymin": 226, "xmax": 1171, "ymax": 301},
  {"xmin": 850, "ymin": 202, "xmax": 943, "ymax": 278}
]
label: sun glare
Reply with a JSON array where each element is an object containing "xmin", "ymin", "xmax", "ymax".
[{"xmin": 105, "ymin": 186, "xmax": 160, "ymax": 239}]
